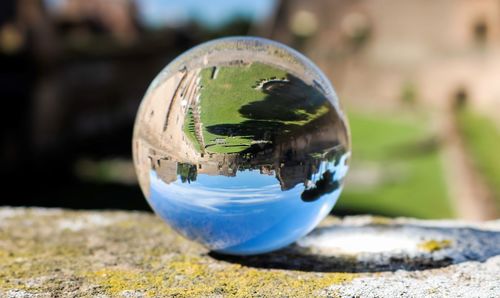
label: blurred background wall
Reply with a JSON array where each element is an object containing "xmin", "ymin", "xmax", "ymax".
[{"xmin": 1, "ymin": 0, "xmax": 499, "ymax": 220}]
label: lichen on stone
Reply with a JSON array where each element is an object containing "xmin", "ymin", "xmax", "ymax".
[
  {"xmin": 1, "ymin": 208, "xmax": 499, "ymax": 297},
  {"xmin": 418, "ymin": 239, "xmax": 452, "ymax": 252},
  {"xmin": 87, "ymin": 255, "xmax": 354, "ymax": 297}
]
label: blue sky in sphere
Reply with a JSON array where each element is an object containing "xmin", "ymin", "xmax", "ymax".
[{"xmin": 147, "ymin": 153, "xmax": 350, "ymax": 254}]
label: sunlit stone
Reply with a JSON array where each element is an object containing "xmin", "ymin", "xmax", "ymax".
[{"xmin": 132, "ymin": 37, "xmax": 350, "ymax": 255}]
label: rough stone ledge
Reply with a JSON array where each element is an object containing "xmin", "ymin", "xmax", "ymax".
[{"xmin": 0, "ymin": 207, "xmax": 498, "ymax": 297}]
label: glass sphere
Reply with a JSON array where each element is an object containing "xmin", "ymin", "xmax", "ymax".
[{"xmin": 132, "ymin": 37, "xmax": 350, "ymax": 255}]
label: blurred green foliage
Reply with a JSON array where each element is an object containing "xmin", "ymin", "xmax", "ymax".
[
  {"xmin": 335, "ymin": 111, "xmax": 453, "ymax": 219},
  {"xmin": 457, "ymin": 109, "xmax": 500, "ymax": 210}
]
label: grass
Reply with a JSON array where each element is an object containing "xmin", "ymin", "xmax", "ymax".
[
  {"xmin": 182, "ymin": 108, "xmax": 202, "ymax": 153},
  {"xmin": 457, "ymin": 109, "xmax": 500, "ymax": 210},
  {"xmin": 335, "ymin": 111, "xmax": 453, "ymax": 219},
  {"xmin": 198, "ymin": 63, "xmax": 286, "ymax": 153},
  {"xmin": 192, "ymin": 62, "xmax": 329, "ymax": 153}
]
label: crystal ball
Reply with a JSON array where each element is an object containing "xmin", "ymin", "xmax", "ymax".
[{"xmin": 132, "ymin": 37, "xmax": 350, "ymax": 255}]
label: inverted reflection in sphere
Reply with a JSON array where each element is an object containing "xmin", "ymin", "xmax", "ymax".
[{"xmin": 133, "ymin": 37, "xmax": 350, "ymax": 255}]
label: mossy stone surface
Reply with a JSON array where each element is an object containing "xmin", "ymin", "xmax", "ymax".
[
  {"xmin": 0, "ymin": 208, "xmax": 354, "ymax": 297},
  {"xmin": 0, "ymin": 208, "xmax": 499, "ymax": 297}
]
